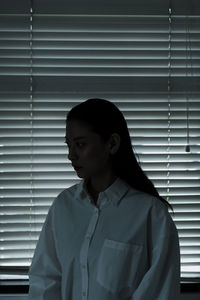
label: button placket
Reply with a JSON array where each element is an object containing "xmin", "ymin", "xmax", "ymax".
[{"xmin": 79, "ymin": 207, "xmax": 99, "ymax": 300}]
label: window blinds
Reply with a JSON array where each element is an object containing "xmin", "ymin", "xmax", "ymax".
[{"xmin": 0, "ymin": 0, "xmax": 200, "ymax": 280}]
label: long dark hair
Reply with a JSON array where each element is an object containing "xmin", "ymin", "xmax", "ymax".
[{"xmin": 66, "ymin": 98, "xmax": 174, "ymax": 213}]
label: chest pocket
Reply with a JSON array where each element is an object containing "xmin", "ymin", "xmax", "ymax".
[{"xmin": 96, "ymin": 239, "xmax": 143, "ymax": 294}]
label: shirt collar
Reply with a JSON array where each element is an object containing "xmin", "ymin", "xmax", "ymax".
[{"xmin": 75, "ymin": 176, "xmax": 130, "ymax": 206}]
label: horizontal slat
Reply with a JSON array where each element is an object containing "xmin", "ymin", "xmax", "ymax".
[
  {"xmin": 1, "ymin": 120, "xmax": 200, "ymax": 128},
  {"xmin": 0, "ymin": 169, "xmax": 199, "ymax": 178},
  {"xmin": 0, "ymin": 259, "xmax": 32, "ymax": 266},
  {"xmin": 0, "ymin": 215, "xmax": 47, "ymax": 223},
  {"xmin": 0, "ymin": 250, "xmax": 38, "ymax": 259},
  {"xmin": 1, "ymin": 50, "xmax": 200, "ymax": 59},
  {"xmin": 0, "ymin": 207, "xmax": 200, "ymax": 216},
  {"xmin": 0, "ymin": 100, "xmax": 200, "ymax": 109},
  {"xmin": 1, "ymin": 226, "xmax": 200, "ymax": 236},
  {"xmin": 1, "ymin": 223, "xmax": 200, "ymax": 234},
  {"xmin": 2, "ymin": 60, "xmax": 200, "ymax": 70},
  {"xmin": 0, "ymin": 224, "xmax": 43, "ymax": 232},
  {"xmin": 0, "ymin": 200, "xmax": 200, "ymax": 210},
  {"xmin": 1, "ymin": 32, "xmax": 200, "ymax": 42},
  {"xmin": 1, "ymin": 238, "xmax": 200, "ymax": 249},
  {"xmin": 1, "ymin": 165, "xmax": 200, "ymax": 173},
  {"xmin": 0, "ymin": 247, "xmax": 199, "ymax": 257},
  {"xmin": 1, "ymin": 42, "xmax": 200, "ymax": 51},
  {"xmin": 0, "ymin": 145, "xmax": 199, "ymax": 153},
  {"xmin": 0, "ymin": 175, "xmax": 200, "ymax": 185},
  {"xmin": 0, "ymin": 195, "xmax": 199, "ymax": 205},
  {"xmin": 1, "ymin": 69, "xmax": 200, "ymax": 77},
  {"xmin": 1, "ymin": 129, "xmax": 200, "ymax": 137},
  {"xmin": 0, "ymin": 241, "xmax": 38, "ymax": 248},
  {"xmin": 0, "ymin": 111, "xmax": 200, "ymax": 119}
]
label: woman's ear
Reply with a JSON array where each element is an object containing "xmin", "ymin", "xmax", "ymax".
[{"xmin": 109, "ymin": 133, "xmax": 120, "ymax": 155}]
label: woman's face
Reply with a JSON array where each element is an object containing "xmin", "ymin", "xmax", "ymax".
[{"xmin": 65, "ymin": 120, "xmax": 113, "ymax": 179}]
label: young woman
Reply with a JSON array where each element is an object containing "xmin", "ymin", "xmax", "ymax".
[{"xmin": 28, "ymin": 98, "xmax": 180, "ymax": 300}]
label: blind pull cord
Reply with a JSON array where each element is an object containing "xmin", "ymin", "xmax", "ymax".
[{"xmin": 185, "ymin": 12, "xmax": 193, "ymax": 153}]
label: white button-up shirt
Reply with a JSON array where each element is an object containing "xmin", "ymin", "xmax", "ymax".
[{"xmin": 28, "ymin": 176, "xmax": 180, "ymax": 300}]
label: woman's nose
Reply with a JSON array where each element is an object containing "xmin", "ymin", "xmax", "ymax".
[{"xmin": 67, "ymin": 145, "xmax": 78, "ymax": 161}]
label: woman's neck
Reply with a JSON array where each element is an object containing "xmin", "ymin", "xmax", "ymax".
[{"xmin": 88, "ymin": 172, "xmax": 118, "ymax": 194}]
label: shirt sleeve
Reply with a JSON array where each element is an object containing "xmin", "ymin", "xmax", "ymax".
[
  {"xmin": 130, "ymin": 199, "xmax": 181, "ymax": 300},
  {"xmin": 28, "ymin": 201, "xmax": 62, "ymax": 300}
]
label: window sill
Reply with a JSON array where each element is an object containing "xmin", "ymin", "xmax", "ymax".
[{"xmin": 0, "ymin": 279, "xmax": 200, "ymax": 294}]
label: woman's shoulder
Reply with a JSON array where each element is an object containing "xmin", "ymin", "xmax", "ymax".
[
  {"xmin": 59, "ymin": 181, "xmax": 80, "ymax": 197},
  {"xmin": 125, "ymin": 186, "xmax": 172, "ymax": 220},
  {"xmin": 50, "ymin": 181, "xmax": 81, "ymax": 209},
  {"xmin": 127, "ymin": 187, "xmax": 177, "ymax": 236},
  {"xmin": 125, "ymin": 186, "xmax": 160, "ymax": 208}
]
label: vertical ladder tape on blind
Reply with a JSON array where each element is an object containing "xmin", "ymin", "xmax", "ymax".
[
  {"xmin": 29, "ymin": 0, "xmax": 34, "ymax": 266},
  {"xmin": 167, "ymin": 4, "xmax": 172, "ymax": 208}
]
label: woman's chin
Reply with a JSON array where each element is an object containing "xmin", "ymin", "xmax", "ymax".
[{"xmin": 74, "ymin": 168, "xmax": 85, "ymax": 178}]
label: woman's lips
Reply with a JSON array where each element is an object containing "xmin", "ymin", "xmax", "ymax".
[{"xmin": 74, "ymin": 166, "xmax": 82, "ymax": 170}]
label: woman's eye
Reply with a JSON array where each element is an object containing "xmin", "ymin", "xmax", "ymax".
[
  {"xmin": 77, "ymin": 142, "xmax": 85, "ymax": 148},
  {"xmin": 65, "ymin": 142, "xmax": 85, "ymax": 148}
]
